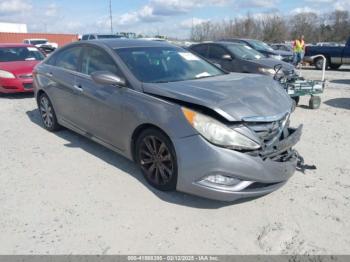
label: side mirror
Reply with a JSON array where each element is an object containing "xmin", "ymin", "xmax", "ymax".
[
  {"xmin": 222, "ymin": 54, "xmax": 233, "ymax": 61},
  {"xmin": 91, "ymin": 71, "xmax": 126, "ymax": 87}
]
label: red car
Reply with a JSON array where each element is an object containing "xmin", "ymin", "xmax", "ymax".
[{"xmin": 0, "ymin": 43, "xmax": 45, "ymax": 93}]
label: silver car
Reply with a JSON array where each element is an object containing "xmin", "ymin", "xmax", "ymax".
[{"xmin": 33, "ymin": 39, "xmax": 302, "ymax": 201}]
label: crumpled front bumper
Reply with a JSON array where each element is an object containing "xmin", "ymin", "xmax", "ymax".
[{"xmin": 173, "ymin": 125, "xmax": 302, "ymax": 201}]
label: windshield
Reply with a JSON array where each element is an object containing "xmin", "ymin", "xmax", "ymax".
[
  {"xmin": 0, "ymin": 47, "xmax": 45, "ymax": 62},
  {"xmin": 226, "ymin": 44, "xmax": 263, "ymax": 60},
  {"xmin": 116, "ymin": 47, "xmax": 224, "ymax": 83},
  {"xmin": 97, "ymin": 35, "xmax": 122, "ymax": 39},
  {"xmin": 248, "ymin": 40, "xmax": 274, "ymax": 52},
  {"xmin": 31, "ymin": 40, "xmax": 47, "ymax": 45}
]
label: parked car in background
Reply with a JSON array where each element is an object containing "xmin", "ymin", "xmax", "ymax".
[
  {"xmin": 81, "ymin": 34, "xmax": 124, "ymax": 40},
  {"xmin": 33, "ymin": 39, "xmax": 301, "ymax": 201},
  {"xmin": 38, "ymin": 44, "xmax": 56, "ymax": 55},
  {"xmin": 23, "ymin": 38, "xmax": 58, "ymax": 49},
  {"xmin": 189, "ymin": 42, "xmax": 295, "ymax": 78},
  {"xmin": 222, "ymin": 38, "xmax": 294, "ymax": 63},
  {"xmin": 304, "ymin": 37, "xmax": 350, "ymax": 70},
  {"xmin": 0, "ymin": 43, "xmax": 45, "ymax": 93},
  {"xmin": 270, "ymin": 43, "xmax": 293, "ymax": 52},
  {"xmin": 315, "ymin": 42, "xmax": 345, "ymax": 47}
]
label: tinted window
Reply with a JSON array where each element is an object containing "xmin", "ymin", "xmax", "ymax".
[
  {"xmin": 81, "ymin": 46, "xmax": 119, "ymax": 75},
  {"xmin": 191, "ymin": 45, "xmax": 208, "ymax": 57},
  {"xmin": 226, "ymin": 44, "xmax": 263, "ymax": 60},
  {"xmin": 0, "ymin": 46, "xmax": 45, "ymax": 62},
  {"xmin": 208, "ymin": 45, "xmax": 228, "ymax": 59},
  {"xmin": 116, "ymin": 47, "xmax": 224, "ymax": 83},
  {"xmin": 89, "ymin": 35, "xmax": 96, "ymax": 40},
  {"xmin": 247, "ymin": 40, "xmax": 274, "ymax": 52},
  {"xmin": 55, "ymin": 47, "xmax": 81, "ymax": 71},
  {"xmin": 82, "ymin": 35, "xmax": 89, "ymax": 40},
  {"xmin": 30, "ymin": 40, "xmax": 47, "ymax": 45}
]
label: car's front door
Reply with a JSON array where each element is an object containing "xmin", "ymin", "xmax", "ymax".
[{"xmin": 73, "ymin": 45, "xmax": 125, "ymax": 150}]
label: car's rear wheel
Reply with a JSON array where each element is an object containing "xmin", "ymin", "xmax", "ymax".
[
  {"xmin": 38, "ymin": 93, "xmax": 61, "ymax": 132},
  {"xmin": 135, "ymin": 128, "xmax": 178, "ymax": 191},
  {"xmin": 292, "ymin": 96, "xmax": 300, "ymax": 106},
  {"xmin": 314, "ymin": 57, "xmax": 328, "ymax": 70},
  {"xmin": 329, "ymin": 63, "xmax": 341, "ymax": 70}
]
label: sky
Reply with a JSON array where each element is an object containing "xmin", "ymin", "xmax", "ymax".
[{"xmin": 0, "ymin": 0, "xmax": 350, "ymax": 38}]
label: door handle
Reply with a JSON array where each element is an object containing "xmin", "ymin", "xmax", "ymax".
[
  {"xmin": 73, "ymin": 84, "xmax": 83, "ymax": 92},
  {"xmin": 46, "ymin": 72, "xmax": 53, "ymax": 77}
]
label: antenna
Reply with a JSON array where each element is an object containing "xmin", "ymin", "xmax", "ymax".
[{"xmin": 109, "ymin": 0, "xmax": 113, "ymax": 34}]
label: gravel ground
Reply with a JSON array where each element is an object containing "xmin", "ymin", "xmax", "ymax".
[{"xmin": 0, "ymin": 67, "xmax": 349, "ymax": 255}]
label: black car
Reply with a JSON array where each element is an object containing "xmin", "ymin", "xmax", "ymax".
[
  {"xmin": 222, "ymin": 38, "xmax": 294, "ymax": 63},
  {"xmin": 189, "ymin": 42, "xmax": 295, "ymax": 77}
]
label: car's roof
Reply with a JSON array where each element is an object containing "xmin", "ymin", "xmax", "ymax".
[
  {"xmin": 191, "ymin": 41, "xmax": 244, "ymax": 47},
  {"xmin": 0, "ymin": 43, "xmax": 36, "ymax": 48},
  {"xmin": 87, "ymin": 39, "xmax": 175, "ymax": 49}
]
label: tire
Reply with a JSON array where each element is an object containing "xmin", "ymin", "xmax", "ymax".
[
  {"xmin": 329, "ymin": 63, "xmax": 341, "ymax": 70},
  {"xmin": 135, "ymin": 128, "xmax": 178, "ymax": 191},
  {"xmin": 292, "ymin": 96, "xmax": 300, "ymax": 106},
  {"xmin": 38, "ymin": 93, "xmax": 61, "ymax": 131},
  {"xmin": 309, "ymin": 96, "xmax": 321, "ymax": 109},
  {"xmin": 314, "ymin": 57, "xmax": 329, "ymax": 70}
]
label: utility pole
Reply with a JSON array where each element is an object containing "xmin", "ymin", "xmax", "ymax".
[{"xmin": 109, "ymin": 0, "xmax": 113, "ymax": 34}]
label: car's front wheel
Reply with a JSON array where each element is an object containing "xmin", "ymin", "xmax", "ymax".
[
  {"xmin": 38, "ymin": 93, "xmax": 61, "ymax": 132},
  {"xmin": 135, "ymin": 128, "xmax": 178, "ymax": 191}
]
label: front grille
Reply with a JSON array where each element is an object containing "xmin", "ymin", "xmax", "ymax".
[
  {"xmin": 19, "ymin": 74, "xmax": 33, "ymax": 79},
  {"xmin": 245, "ymin": 114, "xmax": 289, "ymax": 145},
  {"xmin": 23, "ymin": 83, "xmax": 33, "ymax": 89}
]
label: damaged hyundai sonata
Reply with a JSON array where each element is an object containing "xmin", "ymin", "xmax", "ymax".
[{"xmin": 33, "ymin": 39, "xmax": 302, "ymax": 201}]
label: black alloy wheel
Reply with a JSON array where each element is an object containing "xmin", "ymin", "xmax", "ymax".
[
  {"xmin": 135, "ymin": 129, "xmax": 177, "ymax": 191},
  {"xmin": 39, "ymin": 93, "xmax": 61, "ymax": 131}
]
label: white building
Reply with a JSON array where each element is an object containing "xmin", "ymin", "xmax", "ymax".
[{"xmin": 0, "ymin": 22, "xmax": 27, "ymax": 33}]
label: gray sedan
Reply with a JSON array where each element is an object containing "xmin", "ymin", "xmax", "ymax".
[{"xmin": 33, "ymin": 39, "xmax": 302, "ymax": 201}]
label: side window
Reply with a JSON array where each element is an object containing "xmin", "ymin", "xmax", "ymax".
[
  {"xmin": 191, "ymin": 45, "xmax": 208, "ymax": 57},
  {"xmin": 81, "ymin": 46, "xmax": 120, "ymax": 76},
  {"xmin": 82, "ymin": 35, "xmax": 89, "ymax": 40},
  {"xmin": 55, "ymin": 47, "xmax": 81, "ymax": 71},
  {"xmin": 208, "ymin": 45, "xmax": 228, "ymax": 60},
  {"xmin": 89, "ymin": 35, "xmax": 96, "ymax": 40}
]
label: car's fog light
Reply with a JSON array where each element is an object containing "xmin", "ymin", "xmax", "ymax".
[{"xmin": 201, "ymin": 174, "xmax": 241, "ymax": 186}]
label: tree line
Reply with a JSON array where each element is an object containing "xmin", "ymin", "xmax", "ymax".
[{"xmin": 190, "ymin": 10, "xmax": 350, "ymax": 43}]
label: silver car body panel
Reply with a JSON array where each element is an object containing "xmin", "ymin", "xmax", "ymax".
[{"xmin": 33, "ymin": 39, "xmax": 300, "ymax": 201}]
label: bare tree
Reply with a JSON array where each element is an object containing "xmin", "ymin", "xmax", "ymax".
[{"xmin": 190, "ymin": 10, "xmax": 350, "ymax": 43}]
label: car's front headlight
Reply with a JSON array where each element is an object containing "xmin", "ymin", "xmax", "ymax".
[
  {"xmin": 258, "ymin": 67, "xmax": 276, "ymax": 75},
  {"xmin": 0, "ymin": 70, "xmax": 15, "ymax": 79},
  {"xmin": 182, "ymin": 108, "xmax": 260, "ymax": 150}
]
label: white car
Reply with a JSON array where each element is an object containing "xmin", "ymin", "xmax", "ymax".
[{"xmin": 23, "ymin": 39, "xmax": 58, "ymax": 49}]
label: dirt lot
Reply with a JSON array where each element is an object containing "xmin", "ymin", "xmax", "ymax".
[{"xmin": 0, "ymin": 67, "xmax": 349, "ymax": 255}]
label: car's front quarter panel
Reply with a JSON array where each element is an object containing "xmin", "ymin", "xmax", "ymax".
[{"xmin": 119, "ymin": 89, "xmax": 197, "ymax": 160}]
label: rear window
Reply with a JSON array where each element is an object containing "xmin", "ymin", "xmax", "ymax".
[{"xmin": 0, "ymin": 47, "xmax": 45, "ymax": 62}]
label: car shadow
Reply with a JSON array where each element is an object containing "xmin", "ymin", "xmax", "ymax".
[
  {"xmin": 330, "ymin": 79, "xmax": 350, "ymax": 85},
  {"xmin": 324, "ymin": 98, "xmax": 350, "ymax": 110},
  {"xmin": 26, "ymin": 108, "xmax": 261, "ymax": 209},
  {"xmin": 0, "ymin": 93, "xmax": 34, "ymax": 99}
]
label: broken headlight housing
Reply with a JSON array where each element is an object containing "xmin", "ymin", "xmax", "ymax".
[{"xmin": 182, "ymin": 107, "xmax": 260, "ymax": 150}]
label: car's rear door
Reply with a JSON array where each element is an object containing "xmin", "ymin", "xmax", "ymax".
[
  {"xmin": 45, "ymin": 46, "xmax": 84, "ymax": 128},
  {"xmin": 73, "ymin": 45, "xmax": 125, "ymax": 149},
  {"xmin": 207, "ymin": 44, "xmax": 239, "ymax": 72}
]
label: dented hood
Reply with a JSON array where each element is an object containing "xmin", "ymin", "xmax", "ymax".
[{"xmin": 142, "ymin": 73, "xmax": 292, "ymax": 122}]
